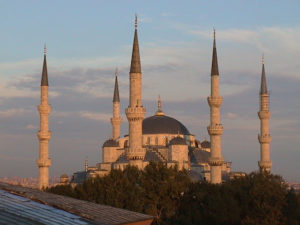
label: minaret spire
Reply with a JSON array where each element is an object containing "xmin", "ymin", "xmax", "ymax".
[
  {"xmin": 260, "ymin": 54, "xmax": 267, "ymax": 95},
  {"xmin": 258, "ymin": 56, "xmax": 272, "ymax": 172},
  {"xmin": 126, "ymin": 15, "xmax": 146, "ymax": 166},
  {"xmin": 111, "ymin": 67, "xmax": 122, "ymax": 140},
  {"xmin": 41, "ymin": 44, "xmax": 48, "ymax": 86},
  {"xmin": 113, "ymin": 68, "xmax": 120, "ymax": 102},
  {"xmin": 37, "ymin": 46, "xmax": 52, "ymax": 189},
  {"xmin": 207, "ymin": 29, "xmax": 224, "ymax": 184},
  {"xmin": 130, "ymin": 14, "xmax": 141, "ymax": 74},
  {"xmin": 211, "ymin": 28, "xmax": 219, "ymax": 76}
]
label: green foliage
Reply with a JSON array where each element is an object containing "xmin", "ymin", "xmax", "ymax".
[
  {"xmin": 141, "ymin": 162, "xmax": 190, "ymax": 223},
  {"xmin": 284, "ymin": 188, "xmax": 300, "ymax": 225},
  {"xmin": 48, "ymin": 166, "xmax": 300, "ymax": 225},
  {"xmin": 171, "ymin": 172, "xmax": 299, "ymax": 225}
]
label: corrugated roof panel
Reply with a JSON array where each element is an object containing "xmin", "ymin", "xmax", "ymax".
[{"xmin": 0, "ymin": 190, "xmax": 92, "ymax": 225}]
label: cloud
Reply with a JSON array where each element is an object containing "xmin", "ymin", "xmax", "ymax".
[
  {"xmin": 0, "ymin": 108, "xmax": 31, "ymax": 118},
  {"xmin": 227, "ymin": 112, "xmax": 238, "ymax": 119},
  {"xmin": 25, "ymin": 124, "xmax": 37, "ymax": 130},
  {"xmin": 1, "ymin": 25, "xmax": 300, "ymax": 181},
  {"xmin": 79, "ymin": 111, "xmax": 111, "ymax": 122}
]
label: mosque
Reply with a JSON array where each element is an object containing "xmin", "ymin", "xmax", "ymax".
[
  {"xmin": 71, "ymin": 17, "xmax": 233, "ymax": 184},
  {"xmin": 36, "ymin": 16, "xmax": 272, "ymax": 189}
]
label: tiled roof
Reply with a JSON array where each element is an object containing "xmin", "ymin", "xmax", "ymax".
[
  {"xmin": 103, "ymin": 139, "xmax": 119, "ymax": 148},
  {"xmin": 169, "ymin": 137, "xmax": 187, "ymax": 146},
  {"xmin": 189, "ymin": 149, "xmax": 210, "ymax": 163}
]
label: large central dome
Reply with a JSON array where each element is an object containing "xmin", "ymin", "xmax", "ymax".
[{"xmin": 142, "ymin": 115, "xmax": 190, "ymax": 135}]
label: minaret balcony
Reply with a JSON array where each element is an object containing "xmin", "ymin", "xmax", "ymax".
[
  {"xmin": 38, "ymin": 105, "xmax": 51, "ymax": 114},
  {"xmin": 36, "ymin": 158, "xmax": 51, "ymax": 167},
  {"xmin": 111, "ymin": 117, "xmax": 122, "ymax": 125},
  {"xmin": 258, "ymin": 111, "xmax": 270, "ymax": 119},
  {"xmin": 37, "ymin": 131, "xmax": 51, "ymax": 140},
  {"xmin": 258, "ymin": 134, "xmax": 271, "ymax": 143},
  {"xmin": 258, "ymin": 160, "xmax": 272, "ymax": 170},
  {"xmin": 126, "ymin": 107, "xmax": 146, "ymax": 120},
  {"xmin": 207, "ymin": 124, "xmax": 223, "ymax": 135},
  {"xmin": 207, "ymin": 96, "xmax": 223, "ymax": 107},
  {"xmin": 208, "ymin": 157, "xmax": 224, "ymax": 166}
]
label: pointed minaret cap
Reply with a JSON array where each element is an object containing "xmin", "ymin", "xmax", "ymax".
[
  {"xmin": 130, "ymin": 14, "xmax": 142, "ymax": 73},
  {"xmin": 41, "ymin": 44, "xmax": 49, "ymax": 86},
  {"xmin": 260, "ymin": 54, "xmax": 268, "ymax": 95},
  {"xmin": 211, "ymin": 29, "xmax": 219, "ymax": 76},
  {"xmin": 113, "ymin": 67, "xmax": 120, "ymax": 102},
  {"xmin": 155, "ymin": 95, "xmax": 164, "ymax": 116}
]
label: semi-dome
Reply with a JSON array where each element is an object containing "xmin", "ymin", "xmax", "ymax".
[
  {"xmin": 201, "ymin": 140, "xmax": 211, "ymax": 148},
  {"xmin": 60, "ymin": 174, "xmax": 68, "ymax": 179},
  {"xmin": 169, "ymin": 136, "xmax": 187, "ymax": 146},
  {"xmin": 103, "ymin": 139, "xmax": 119, "ymax": 148},
  {"xmin": 142, "ymin": 115, "xmax": 190, "ymax": 135}
]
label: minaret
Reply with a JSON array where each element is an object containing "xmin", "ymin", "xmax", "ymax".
[
  {"xmin": 111, "ymin": 68, "xmax": 122, "ymax": 140},
  {"xmin": 37, "ymin": 45, "xmax": 52, "ymax": 189},
  {"xmin": 207, "ymin": 30, "xmax": 224, "ymax": 184},
  {"xmin": 125, "ymin": 15, "xmax": 146, "ymax": 167},
  {"xmin": 258, "ymin": 55, "xmax": 272, "ymax": 172}
]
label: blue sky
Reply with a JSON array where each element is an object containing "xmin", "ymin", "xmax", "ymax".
[{"xmin": 0, "ymin": 1, "xmax": 300, "ymax": 181}]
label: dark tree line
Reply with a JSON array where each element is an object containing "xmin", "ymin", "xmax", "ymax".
[{"xmin": 48, "ymin": 162, "xmax": 300, "ymax": 225}]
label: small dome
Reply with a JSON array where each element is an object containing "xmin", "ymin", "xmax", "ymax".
[
  {"xmin": 60, "ymin": 174, "xmax": 68, "ymax": 179},
  {"xmin": 201, "ymin": 140, "xmax": 211, "ymax": 148},
  {"xmin": 103, "ymin": 139, "xmax": 119, "ymax": 147},
  {"xmin": 143, "ymin": 115, "xmax": 190, "ymax": 135},
  {"xmin": 169, "ymin": 137, "xmax": 187, "ymax": 146}
]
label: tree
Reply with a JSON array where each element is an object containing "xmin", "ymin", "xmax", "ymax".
[{"xmin": 141, "ymin": 162, "xmax": 190, "ymax": 224}]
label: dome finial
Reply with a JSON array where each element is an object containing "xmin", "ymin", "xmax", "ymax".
[
  {"xmin": 155, "ymin": 95, "xmax": 164, "ymax": 116},
  {"xmin": 158, "ymin": 95, "xmax": 161, "ymax": 111},
  {"xmin": 262, "ymin": 53, "xmax": 264, "ymax": 65}
]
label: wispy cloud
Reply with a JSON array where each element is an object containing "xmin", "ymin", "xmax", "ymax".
[
  {"xmin": 0, "ymin": 108, "xmax": 31, "ymax": 118},
  {"xmin": 79, "ymin": 111, "xmax": 111, "ymax": 122}
]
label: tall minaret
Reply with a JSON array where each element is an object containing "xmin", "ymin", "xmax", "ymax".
[
  {"xmin": 111, "ymin": 68, "xmax": 122, "ymax": 140},
  {"xmin": 207, "ymin": 30, "xmax": 224, "ymax": 184},
  {"xmin": 125, "ymin": 15, "xmax": 146, "ymax": 166},
  {"xmin": 37, "ymin": 45, "xmax": 52, "ymax": 189},
  {"xmin": 258, "ymin": 55, "xmax": 272, "ymax": 172}
]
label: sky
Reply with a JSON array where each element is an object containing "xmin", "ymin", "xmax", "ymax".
[{"xmin": 0, "ymin": 0, "xmax": 300, "ymax": 181}]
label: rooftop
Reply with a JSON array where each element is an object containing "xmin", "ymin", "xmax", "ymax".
[{"xmin": 0, "ymin": 182, "xmax": 153, "ymax": 225}]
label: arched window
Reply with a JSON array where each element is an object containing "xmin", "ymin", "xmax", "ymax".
[
  {"xmin": 147, "ymin": 137, "xmax": 150, "ymax": 145},
  {"xmin": 155, "ymin": 137, "xmax": 158, "ymax": 145}
]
